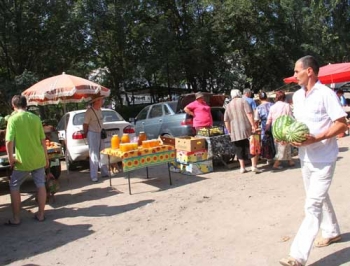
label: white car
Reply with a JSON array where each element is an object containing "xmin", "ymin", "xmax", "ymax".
[{"xmin": 57, "ymin": 108, "xmax": 135, "ymax": 170}]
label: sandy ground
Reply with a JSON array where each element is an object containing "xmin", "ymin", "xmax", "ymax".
[{"xmin": 0, "ymin": 137, "xmax": 350, "ymax": 266}]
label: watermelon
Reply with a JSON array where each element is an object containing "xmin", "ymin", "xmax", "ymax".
[
  {"xmin": 272, "ymin": 115, "xmax": 295, "ymax": 141},
  {"xmin": 285, "ymin": 121, "xmax": 309, "ymax": 143}
]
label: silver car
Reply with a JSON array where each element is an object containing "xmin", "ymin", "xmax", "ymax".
[
  {"xmin": 133, "ymin": 93, "xmax": 226, "ymax": 139},
  {"xmin": 57, "ymin": 108, "xmax": 135, "ymax": 170}
]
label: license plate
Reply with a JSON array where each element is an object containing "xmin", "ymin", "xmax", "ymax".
[{"xmin": 106, "ymin": 129, "xmax": 119, "ymax": 138}]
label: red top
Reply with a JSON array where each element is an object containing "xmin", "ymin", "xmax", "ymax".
[{"xmin": 185, "ymin": 100, "xmax": 213, "ymax": 127}]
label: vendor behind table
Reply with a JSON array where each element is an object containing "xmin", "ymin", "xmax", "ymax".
[{"xmin": 184, "ymin": 92, "xmax": 213, "ymax": 133}]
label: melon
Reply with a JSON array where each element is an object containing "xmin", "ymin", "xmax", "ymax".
[
  {"xmin": 285, "ymin": 121, "xmax": 309, "ymax": 143},
  {"xmin": 272, "ymin": 115, "xmax": 295, "ymax": 142}
]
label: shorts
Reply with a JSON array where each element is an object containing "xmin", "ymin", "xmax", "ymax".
[
  {"xmin": 9, "ymin": 168, "xmax": 46, "ymax": 191},
  {"xmin": 232, "ymin": 139, "xmax": 252, "ymax": 160}
]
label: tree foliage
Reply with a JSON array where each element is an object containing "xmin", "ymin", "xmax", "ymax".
[{"xmin": 0, "ymin": 0, "xmax": 350, "ymax": 114}]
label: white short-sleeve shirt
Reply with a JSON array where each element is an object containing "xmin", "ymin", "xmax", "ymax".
[{"xmin": 293, "ymin": 81, "xmax": 347, "ymax": 163}]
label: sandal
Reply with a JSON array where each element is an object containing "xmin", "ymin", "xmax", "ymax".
[
  {"xmin": 4, "ymin": 220, "xmax": 21, "ymax": 226},
  {"xmin": 34, "ymin": 214, "xmax": 46, "ymax": 222},
  {"xmin": 279, "ymin": 257, "xmax": 303, "ymax": 266},
  {"xmin": 314, "ymin": 235, "xmax": 341, "ymax": 247}
]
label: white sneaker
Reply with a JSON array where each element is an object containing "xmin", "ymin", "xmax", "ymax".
[
  {"xmin": 251, "ymin": 167, "xmax": 262, "ymax": 173},
  {"xmin": 240, "ymin": 168, "xmax": 247, "ymax": 173},
  {"xmin": 91, "ymin": 178, "xmax": 98, "ymax": 182}
]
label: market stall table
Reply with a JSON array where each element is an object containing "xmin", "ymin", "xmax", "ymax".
[
  {"xmin": 101, "ymin": 145, "xmax": 176, "ymax": 194},
  {"xmin": 201, "ymin": 134, "xmax": 236, "ymax": 168},
  {"xmin": 0, "ymin": 146, "xmax": 63, "ymax": 204},
  {"xmin": 0, "ymin": 146, "xmax": 63, "ymax": 178}
]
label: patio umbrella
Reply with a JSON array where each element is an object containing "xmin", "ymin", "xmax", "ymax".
[
  {"xmin": 283, "ymin": 62, "xmax": 350, "ymax": 84},
  {"xmin": 22, "ymin": 72, "xmax": 110, "ymax": 106},
  {"xmin": 22, "ymin": 72, "xmax": 111, "ymax": 174}
]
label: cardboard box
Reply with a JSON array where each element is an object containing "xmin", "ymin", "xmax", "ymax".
[
  {"xmin": 169, "ymin": 160, "xmax": 181, "ymax": 173},
  {"xmin": 176, "ymin": 149, "xmax": 208, "ymax": 163},
  {"xmin": 179, "ymin": 159, "xmax": 213, "ymax": 176},
  {"xmin": 160, "ymin": 136, "xmax": 175, "ymax": 146},
  {"xmin": 175, "ymin": 136, "xmax": 206, "ymax": 152}
]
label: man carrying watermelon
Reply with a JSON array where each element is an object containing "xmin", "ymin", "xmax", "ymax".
[{"xmin": 279, "ymin": 55, "xmax": 348, "ymax": 266}]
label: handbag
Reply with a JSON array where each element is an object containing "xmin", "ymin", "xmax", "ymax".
[
  {"xmin": 91, "ymin": 108, "xmax": 107, "ymax": 139},
  {"xmin": 249, "ymin": 134, "xmax": 261, "ymax": 155},
  {"xmin": 100, "ymin": 128, "xmax": 107, "ymax": 139}
]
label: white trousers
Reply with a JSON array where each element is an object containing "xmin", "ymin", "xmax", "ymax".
[
  {"xmin": 290, "ymin": 161, "xmax": 340, "ymax": 265},
  {"xmin": 87, "ymin": 131, "xmax": 109, "ymax": 180}
]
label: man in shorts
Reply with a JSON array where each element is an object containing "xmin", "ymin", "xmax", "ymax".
[{"xmin": 5, "ymin": 95, "xmax": 48, "ymax": 225}]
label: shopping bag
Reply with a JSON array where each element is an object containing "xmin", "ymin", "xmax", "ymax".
[
  {"xmin": 261, "ymin": 133, "xmax": 276, "ymax": 159},
  {"xmin": 249, "ymin": 134, "xmax": 261, "ymax": 155}
]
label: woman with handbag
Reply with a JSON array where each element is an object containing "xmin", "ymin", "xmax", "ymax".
[{"xmin": 83, "ymin": 96, "xmax": 109, "ymax": 182}]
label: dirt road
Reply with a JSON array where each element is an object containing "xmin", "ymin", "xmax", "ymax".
[{"xmin": 0, "ymin": 137, "xmax": 349, "ymax": 266}]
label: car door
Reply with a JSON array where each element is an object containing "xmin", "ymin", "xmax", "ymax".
[
  {"xmin": 135, "ymin": 105, "xmax": 151, "ymax": 135},
  {"xmin": 142, "ymin": 104, "xmax": 164, "ymax": 139}
]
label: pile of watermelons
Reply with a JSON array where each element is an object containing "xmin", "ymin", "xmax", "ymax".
[{"xmin": 272, "ymin": 115, "xmax": 309, "ymax": 143}]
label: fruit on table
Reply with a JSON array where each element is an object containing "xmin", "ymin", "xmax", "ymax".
[
  {"xmin": 197, "ymin": 127, "xmax": 223, "ymax": 136},
  {"xmin": 272, "ymin": 115, "xmax": 295, "ymax": 142},
  {"xmin": 45, "ymin": 140, "xmax": 60, "ymax": 148},
  {"xmin": 285, "ymin": 121, "xmax": 310, "ymax": 143}
]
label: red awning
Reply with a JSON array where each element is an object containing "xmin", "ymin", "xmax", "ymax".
[{"xmin": 283, "ymin": 62, "xmax": 350, "ymax": 84}]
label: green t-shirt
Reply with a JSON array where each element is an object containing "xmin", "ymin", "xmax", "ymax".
[{"xmin": 5, "ymin": 111, "xmax": 46, "ymax": 171}]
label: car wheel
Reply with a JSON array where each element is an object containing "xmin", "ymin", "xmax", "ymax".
[
  {"xmin": 162, "ymin": 133, "xmax": 173, "ymax": 137},
  {"xmin": 64, "ymin": 149, "xmax": 78, "ymax": 171}
]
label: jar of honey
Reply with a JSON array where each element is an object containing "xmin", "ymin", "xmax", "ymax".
[
  {"xmin": 138, "ymin": 131, "xmax": 147, "ymax": 146},
  {"xmin": 121, "ymin": 133, "xmax": 130, "ymax": 143},
  {"xmin": 111, "ymin": 135, "xmax": 120, "ymax": 149}
]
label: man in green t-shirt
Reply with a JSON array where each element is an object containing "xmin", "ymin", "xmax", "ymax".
[{"xmin": 5, "ymin": 95, "xmax": 49, "ymax": 226}]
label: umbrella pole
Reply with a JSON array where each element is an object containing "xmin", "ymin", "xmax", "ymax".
[{"xmin": 63, "ymin": 102, "xmax": 69, "ymax": 181}]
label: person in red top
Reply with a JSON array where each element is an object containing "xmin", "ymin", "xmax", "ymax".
[{"xmin": 184, "ymin": 92, "xmax": 213, "ymax": 132}]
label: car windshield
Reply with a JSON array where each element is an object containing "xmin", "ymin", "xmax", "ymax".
[
  {"xmin": 168, "ymin": 102, "xmax": 177, "ymax": 112},
  {"xmin": 73, "ymin": 110, "xmax": 124, "ymax": 126}
]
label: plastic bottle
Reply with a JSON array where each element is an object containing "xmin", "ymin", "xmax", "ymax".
[
  {"xmin": 138, "ymin": 132, "xmax": 147, "ymax": 146},
  {"xmin": 111, "ymin": 135, "xmax": 120, "ymax": 149}
]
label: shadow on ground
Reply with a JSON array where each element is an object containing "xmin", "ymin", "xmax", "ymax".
[
  {"xmin": 309, "ymin": 232, "xmax": 350, "ymax": 265},
  {"xmin": 0, "ymin": 199, "xmax": 153, "ymax": 265}
]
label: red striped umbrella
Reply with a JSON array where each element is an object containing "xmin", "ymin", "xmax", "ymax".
[{"xmin": 22, "ymin": 72, "xmax": 110, "ymax": 106}]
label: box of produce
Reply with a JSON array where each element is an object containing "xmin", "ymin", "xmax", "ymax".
[
  {"xmin": 176, "ymin": 149, "xmax": 208, "ymax": 163},
  {"xmin": 196, "ymin": 126, "xmax": 224, "ymax": 137},
  {"xmin": 175, "ymin": 136, "xmax": 206, "ymax": 152},
  {"xmin": 179, "ymin": 159, "xmax": 213, "ymax": 175},
  {"xmin": 160, "ymin": 135, "xmax": 175, "ymax": 146}
]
